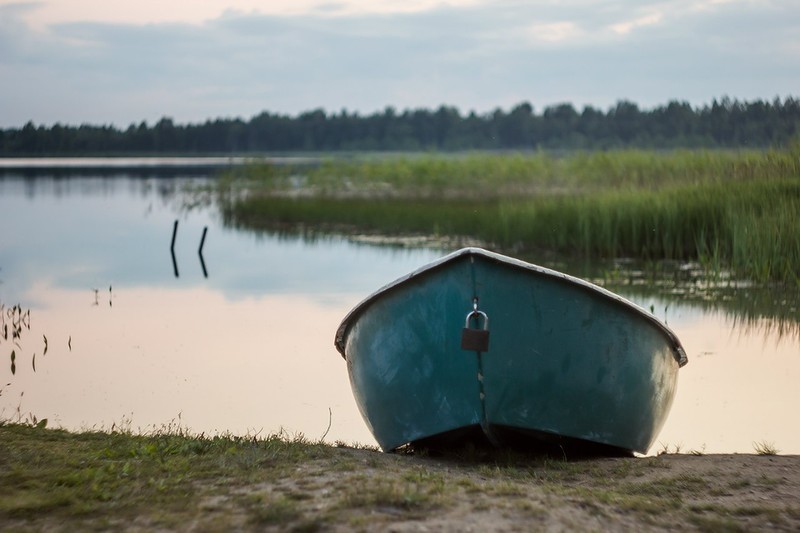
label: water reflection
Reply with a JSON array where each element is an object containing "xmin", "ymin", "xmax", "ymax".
[
  {"xmin": 2, "ymin": 283, "xmax": 375, "ymax": 444},
  {"xmin": 0, "ymin": 170, "xmax": 443, "ymax": 443},
  {"xmin": 1, "ymin": 168, "xmax": 799, "ymax": 455},
  {"xmin": 658, "ymin": 308, "xmax": 800, "ymax": 454}
]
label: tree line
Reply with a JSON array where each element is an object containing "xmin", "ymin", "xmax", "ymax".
[{"xmin": 2, "ymin": 97, "xmax": 798, "ymax": 155}]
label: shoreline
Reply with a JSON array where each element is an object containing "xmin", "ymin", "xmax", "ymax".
[{"xmin": 1, "ymin": 423, "xmax": 798, "ymax": 531}]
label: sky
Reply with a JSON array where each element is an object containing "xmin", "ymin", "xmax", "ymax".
[{"xmin": 1, "ymin": 0, "xmax": 798, "ymax": 128}]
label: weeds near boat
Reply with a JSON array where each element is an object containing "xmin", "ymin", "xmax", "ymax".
[{"xmin": 657, "ymin": 443, "xmax": 683, "ymax": 456}]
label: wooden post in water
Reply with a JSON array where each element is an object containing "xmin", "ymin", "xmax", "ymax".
[
  {"xmin": 198, "ymin": 226, "xmax": 208, "ymax": 278},
  {"xmin": 170, "ymin": 220, "xmax": 179, "ymax": 278}
]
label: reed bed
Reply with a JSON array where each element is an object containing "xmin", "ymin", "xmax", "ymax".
[{"xmin": 219, "ymin": 147, "xmax": 800, "ymax": 285}]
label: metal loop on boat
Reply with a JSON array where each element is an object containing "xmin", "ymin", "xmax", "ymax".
[
  {"xmin": 464, "ymin": 299, "xmax": 489, "ymax": 330},
  {"xmin": 464, "ymin": 309, "xmax": 489, "ymax": 330}
]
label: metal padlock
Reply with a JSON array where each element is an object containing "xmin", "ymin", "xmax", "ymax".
[{"xmin": 461, "ymin": 305, "xmax": 490, "ymax": 352}]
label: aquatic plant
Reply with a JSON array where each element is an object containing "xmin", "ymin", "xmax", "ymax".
[
  {"xmin": 2, "ymin": 303, "xmax": 31, "ymax": 376},
  {"xmin": 218, "ymin": 146, "xmax": 800, "ymax": 285},
  {"xmin": 1, "ymin": 301, "xmax": 64, "ymax": 379}
]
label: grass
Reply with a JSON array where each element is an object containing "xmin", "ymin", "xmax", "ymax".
[
  {"xmin": 2, "ymin": 422, "xmax": 799, "ymax": 531},
  {"xmin": 217, "ymin": 146, "xmax": 800, "ymax": 285},
  {"xmin": 754, "ymin": 441, "xmax": 780, "ymax": 455}
]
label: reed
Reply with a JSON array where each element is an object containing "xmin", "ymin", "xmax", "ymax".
[
  {"xmin": 492, "ymin": 180, "xmax": 799, "ymax": 283},
  {"xmin": 228, "ymin": 147, "xmax": 800, "ymax": 195},
  {"xmin": 219, "ymin": 146, "xmax": 800, "ymax": 284}
]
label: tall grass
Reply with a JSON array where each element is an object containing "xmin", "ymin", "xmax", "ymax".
[
  {"xmin": 227, "ymin": 147, "xmax": 800, "ymax": 195},
  {"xmin": 492, "ymin": 180, "xmax": 799, "ymax": 283},
  {"xmin": 219, "ymin": 146, "xmax": 800, "ymax": 285}
]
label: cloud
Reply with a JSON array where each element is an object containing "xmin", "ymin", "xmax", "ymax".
[
  {"xmin": 610, "ymin": 12, "xmax": 663, "ymax": 35},
  {"xmin": 528, "ymin": 21, "xmax": 583, "ymax": 43},
  {"xmin": 1, "ymin": 0, "xmax": 484, "ymax": 27},
  {"xmin": 0, "ymin": 0, "xmax": 798, "ymax": 128}
]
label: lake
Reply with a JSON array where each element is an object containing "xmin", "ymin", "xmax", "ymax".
[{"xmin": 1, "ymin": 159, "xmax": 798, "ymax": 455}]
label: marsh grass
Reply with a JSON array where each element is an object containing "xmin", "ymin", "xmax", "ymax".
[
  {"xmin": 219, "ymin": 147, "xmax": 800, "ymax": 285},
  {"xmin": 224, "ymin": 148, "xmax": 800, "ymax": 197}
]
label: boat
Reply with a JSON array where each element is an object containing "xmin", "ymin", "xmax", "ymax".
[{"xmin": 334, "ymin": 248, "xmax": 688, "ymax": 456}]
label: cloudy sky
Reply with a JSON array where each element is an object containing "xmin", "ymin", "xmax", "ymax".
[{"xmin": 1, "ymin": 0, "xmax": 797, "ymax": 128}]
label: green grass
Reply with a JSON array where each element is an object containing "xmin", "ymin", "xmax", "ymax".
[
  {"xmin": 223, "ymin": 146, "xmax": 800, "ymax": 196},
  {"xmin": 0, "ymin": 421, "xmax": 340, "ymax": 528},
  {"xmin": 218, "ymin": 147, "xmax": 800, "ymax": 285},
  {"xmin": 2, "ymin": 423, "xmax": 799, "ymax": 531}
]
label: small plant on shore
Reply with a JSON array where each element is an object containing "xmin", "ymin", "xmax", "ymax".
[
  {"xmin": 657, "ymin": 443, "xmax": 684, "ymax": 455},
  {"xmin": 689, "ymin": 445, "xmax": 706, "ymax": 456},
  {"xmin": 753, "ymin": 441, "xmax": 780, "ymax": 455}
]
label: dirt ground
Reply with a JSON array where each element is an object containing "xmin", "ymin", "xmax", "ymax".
[
  {"xmin": 421, "ymin": 454, "xmax": 799, "ymax": 532},
  {"xmin": 268, "ymin": 450, "xmax": 800, "ymax": 532}
]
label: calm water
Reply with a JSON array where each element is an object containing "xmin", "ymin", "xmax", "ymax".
[{"xmin": 1, "ymin": 161, "xmax": 798, "ymax": 455}]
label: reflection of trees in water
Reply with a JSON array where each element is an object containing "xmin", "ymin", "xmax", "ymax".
[{"xmin": 0, "ymin": 167, "xmax": 222, "ymax": 203}]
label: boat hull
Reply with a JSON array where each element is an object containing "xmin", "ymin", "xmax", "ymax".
[{"xmin": 336, "ymin": 248, "xmax": 686, "ymax": 454}]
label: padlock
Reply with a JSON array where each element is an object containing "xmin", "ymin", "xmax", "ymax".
[{"xmin": 461, "ymin": 308, "xmax": 490, "ymax": 352}]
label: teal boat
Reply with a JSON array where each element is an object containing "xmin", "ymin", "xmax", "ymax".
[{"xmin": 335, "ymin": 248, "xmax": 688, "ymax": 455}]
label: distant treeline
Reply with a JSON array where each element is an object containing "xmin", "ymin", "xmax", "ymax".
[{"xmin": 2, "ymin": 97, "xmax": 799, "ymax": 155}]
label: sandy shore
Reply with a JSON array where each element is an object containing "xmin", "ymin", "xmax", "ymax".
[
  {"xmin": 382, "ymin": 452, "xmax": 800, "ymax": 532},
  {"xmin": 272, "ymin": 448, "xmax": 800, "ymax": 532}
]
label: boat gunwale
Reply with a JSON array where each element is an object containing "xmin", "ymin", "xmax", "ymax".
[{"xmin": 334, "ymin": 247, "xmax": 688, "ymax": 367}]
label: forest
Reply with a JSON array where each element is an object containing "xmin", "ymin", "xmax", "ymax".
[{"xmin": 1, "ymin": 96, "xmax": 798, "ymax": 155}]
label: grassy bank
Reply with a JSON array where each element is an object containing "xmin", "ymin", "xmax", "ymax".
[
  {"xmin": 2, "ymin": 423, "xmax": 799, "ymax": 531},
  {"xmin": 219, "ymin": 147, "xmax": 800, "ymax": 285}
]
